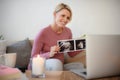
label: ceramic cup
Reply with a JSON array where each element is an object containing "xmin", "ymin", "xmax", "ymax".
[{"xmin": 45, "ymin": 59, "xmax": 63, "ymax": 71}]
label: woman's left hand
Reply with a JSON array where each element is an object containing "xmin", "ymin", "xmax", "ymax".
[{"xmin": 50, "ymin": 45, "xmax": 60, "ymax": 57}]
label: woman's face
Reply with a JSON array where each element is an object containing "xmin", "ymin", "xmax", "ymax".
[{"xmin": 54, "ymin": 9, "xmax": 71, "ymax": 28}]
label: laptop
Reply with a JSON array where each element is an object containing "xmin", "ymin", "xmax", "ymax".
[{"xmin": 70, "ymin": 35, "xmax": 120, "ymax": 79}]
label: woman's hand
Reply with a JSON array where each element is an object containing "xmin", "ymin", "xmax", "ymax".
[{"xmin": 50, "ymin": 45, "xmax": 60, "ymax": 57}]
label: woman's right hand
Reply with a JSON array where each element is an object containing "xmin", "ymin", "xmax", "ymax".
[{"xmin": 50, "ymin": 45, "xmax": 60, "ymax": 57}]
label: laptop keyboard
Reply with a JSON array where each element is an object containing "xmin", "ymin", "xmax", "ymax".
[
  {"xmin": 70, "ymin": 68, "xmax": 87, "ymax": 76},
  {"xmin": 82, "ymin": 71, "xmax": 87, "ymax": 75}
]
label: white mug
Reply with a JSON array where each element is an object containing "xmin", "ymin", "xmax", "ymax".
[
  {"xmin": 4, "ymin": 53, "xmax": 16, "ymax": 67},
  {"xmin": 45, "ymin": 59, "xmax": 63, "ymax": 71}
]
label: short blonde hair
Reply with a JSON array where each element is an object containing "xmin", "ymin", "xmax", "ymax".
[{"xmin": 54, "ymin": 3, "xmax": 72, "ymax": 20}]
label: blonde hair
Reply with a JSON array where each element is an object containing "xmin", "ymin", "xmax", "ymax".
[{"xmin": 54, "ymin": 3, "xmax": 72, "ymax": 20}]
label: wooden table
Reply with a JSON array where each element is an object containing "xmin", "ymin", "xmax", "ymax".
[{"xmin": 25, "ymin": 70, "xmax": 120, "ymax": 80}]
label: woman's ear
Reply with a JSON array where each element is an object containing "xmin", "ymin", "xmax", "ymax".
[
  {"xmin": 54, "ymin": 11, "xmax": 57, "ymax": 16},
  {"xmin": 53, "ymin": 12, "xmax": 56, "ymax": 19}
]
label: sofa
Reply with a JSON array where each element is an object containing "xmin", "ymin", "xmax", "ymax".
[{"xmin": 0, "ymin": 38, "xmax": 86, "ymax": 72}]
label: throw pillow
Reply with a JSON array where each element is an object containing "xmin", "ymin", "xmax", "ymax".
[
  {"xmin": 0, "ymin": 40, "xmax": 7, "ymax": 65},
  {"xmin": 6, "ymin": 38, "xmax": 32, "ymax": 72},
  {"xmin": 0, "ymin": 40, "xmax": 7, "ymax": 55}
]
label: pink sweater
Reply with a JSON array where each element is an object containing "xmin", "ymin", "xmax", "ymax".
[{"xmin": 31, "ymin": 25, "xmax": 80, "ymax": 63}]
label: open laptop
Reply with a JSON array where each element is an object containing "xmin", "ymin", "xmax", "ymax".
[{"xmin": 70, "ymin": 35, "xmax": 120, "ymax": 79}]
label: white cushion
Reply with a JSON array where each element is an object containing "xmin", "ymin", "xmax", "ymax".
[
  {"xmin": 4, "ymin": 53, "xmax": 17, "ymax": 67},
  {"xmin": 0, "ymin": 40, "xmax": 7, "ymax": 54}
]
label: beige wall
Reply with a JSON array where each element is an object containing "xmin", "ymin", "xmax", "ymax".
[{"xmin": 0, "ymin": 0, "xmax": 120, "ymax": 41}]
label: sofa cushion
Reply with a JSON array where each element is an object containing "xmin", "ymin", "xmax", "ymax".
[
  {"xmin": 64, "ymin": 50, "xmax": 86, "ymax": 67},
  {"xmin": 6, "ymin": 38, "xmax": 32, "ymax": 72},
  {"xmin": 0, "ymin": 40, "xmax": 7, "ymax": 54}
]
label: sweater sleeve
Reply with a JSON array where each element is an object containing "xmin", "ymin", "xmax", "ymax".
[
  {"xmin": 31, "ymin": 30, "xmax": 50, "ymax": 59},
  {"xmin": 68, "ymin": 50, "xmax": 82, "ymax": 57}
]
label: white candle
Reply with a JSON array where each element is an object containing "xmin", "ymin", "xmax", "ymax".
[{"xmin": 32, "ymin": 55, "xmax": 45, "ymax": 75}]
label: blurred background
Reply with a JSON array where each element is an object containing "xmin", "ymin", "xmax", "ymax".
[{"xmin": 0, "ymin": 0, "xmax": 120, "ymax": 41}]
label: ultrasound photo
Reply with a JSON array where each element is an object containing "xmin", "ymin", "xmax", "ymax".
[
  {"xmin": 75, "ymin": 39, "xmax": 86, "ymax": 50},
  {"xmin": 58, "ymin": 39, "xmax": 86, "ymax": 53},
  {"xmin": 58, "ymin": 40, "xmax": 74, "ymax": 53}
]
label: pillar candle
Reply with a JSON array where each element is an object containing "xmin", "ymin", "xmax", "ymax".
[{"xmin": 32, "ymin": 55, "xmax": 45, "ymax": 76}]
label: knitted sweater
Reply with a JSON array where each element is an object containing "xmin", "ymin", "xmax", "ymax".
[{"xmin": 31, "ymin": 25, "xmax": 79, "ymax": 63}]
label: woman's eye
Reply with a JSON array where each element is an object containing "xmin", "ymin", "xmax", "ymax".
[
  {"xmin": 67, "ymin": 17, "xmax": 70, "ymax": 20},
  {"xmin": 61, "ymin": 15, "xmax": 70, "ymax": 20},
  {"xmin": 62, "ymin": 15, "xmax": 65, "ymax": 17}
]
